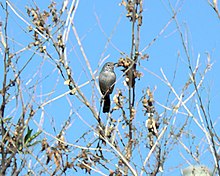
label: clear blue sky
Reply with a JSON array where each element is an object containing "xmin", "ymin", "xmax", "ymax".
[{"xmin": 1, "ymin": 0, "xmax": 220, "ymax": 175}]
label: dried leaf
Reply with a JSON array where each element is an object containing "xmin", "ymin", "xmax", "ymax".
[
  {"xmin": 41, "ymin": 138, "xmax": 49, "ymax": 151},
  {"xmin": 53, "ymin": 149, "xmax": 61, "ymax": 168},
  {"xmin": 46, "ymin": 148, "xmax": 52, "ymax": 164}
]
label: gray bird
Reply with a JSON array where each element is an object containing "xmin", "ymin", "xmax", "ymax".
[{"xmin": 99, "ymin": 62, "xmax": 116, "ymax": 113}]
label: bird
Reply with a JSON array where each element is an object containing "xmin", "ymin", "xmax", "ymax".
[{"xmin": 99, "ymin": 62, "xmax": 116, "ymax": 113}]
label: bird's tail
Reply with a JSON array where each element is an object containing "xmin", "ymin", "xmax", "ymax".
[{"xmin": 103, "ymin": 95, "xmax": 110, "ymax": 113}]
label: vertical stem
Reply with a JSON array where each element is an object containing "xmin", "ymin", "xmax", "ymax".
[
  {"xmin": 1, "ymin": 2, "xmax": 9, "ymax": 175},
  {"xmin": 125, "ymin": 0, "xmax": 140, "ymax": 175}
]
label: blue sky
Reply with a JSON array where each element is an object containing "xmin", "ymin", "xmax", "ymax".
[{"xmin": 1, "ymin": 0, "xmax": 220, "ymax": 175}]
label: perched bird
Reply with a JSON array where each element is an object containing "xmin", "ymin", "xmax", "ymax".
[{"xmin": 99, "ymin": 62, "xmax": 116, "ymax": 113}]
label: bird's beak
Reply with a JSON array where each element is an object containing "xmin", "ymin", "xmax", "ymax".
[{"xmin": 114, "ymin": 63, "xmax": 118, "ymax": 67}]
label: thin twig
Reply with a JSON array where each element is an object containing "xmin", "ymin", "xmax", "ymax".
[{"xmin": 140, "ymin": 126, "xmax": 167, "ymax": 176}]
